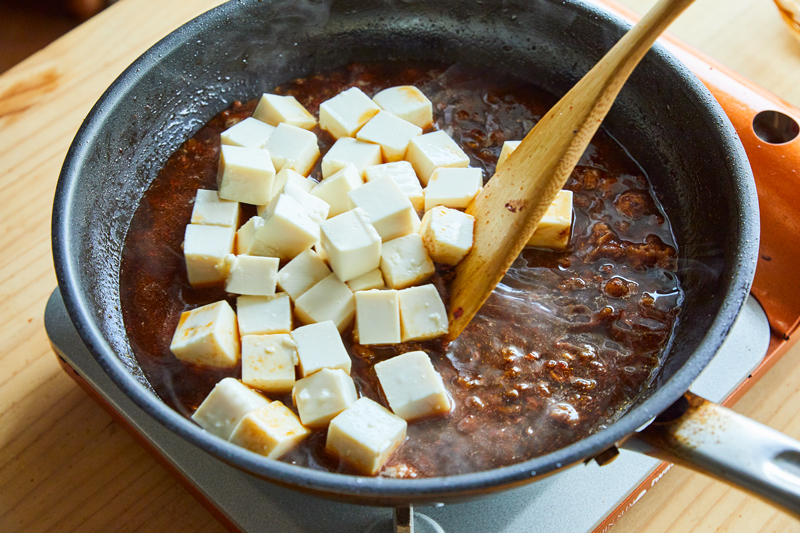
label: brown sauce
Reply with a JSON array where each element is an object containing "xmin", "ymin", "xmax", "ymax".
[{"xmin": 119, "ymin": 62, "xmax": 682, "ymax": 478}]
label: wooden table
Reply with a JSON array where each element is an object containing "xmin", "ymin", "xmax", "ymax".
[{"xmin": 1, "ymin": 0, "xmax": 799, "ymax": 531}]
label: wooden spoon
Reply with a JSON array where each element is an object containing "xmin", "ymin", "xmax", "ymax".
[{"xmin": 447, "ymin": 0, "xmax": 696, "ymax": 341}]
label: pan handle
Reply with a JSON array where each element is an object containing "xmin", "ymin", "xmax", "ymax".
[{"xmin": 621, "ymin": 391, "xmax": 800, "ymax": 518}]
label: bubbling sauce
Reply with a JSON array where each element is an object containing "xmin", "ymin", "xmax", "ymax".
[{"xmin": 119, "ymin": 63, "xmax": 682, "ymax": 477}]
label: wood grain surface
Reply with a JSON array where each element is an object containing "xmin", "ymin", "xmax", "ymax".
[{"xmin": 0, "ymin": 0, "xmax": 798, "ymax": 531}]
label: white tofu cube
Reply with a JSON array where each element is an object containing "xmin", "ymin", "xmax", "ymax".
[
  {"xmin": 276, "ymin": 248, "xmax": 331, "ymax": 301},
  {"xmin": 237, "ymin": 293, "xmax": 292, "ymax": 336},
  {"xmin": 356, "ymin": 111, "xmax": 422, "ymax": 162},
  {"xmin": 372, "ymin": 86, "xmax": 433, "ymax": 129},
  {"xmin": 424, "ymin": 167, "xmax": 483, "ymax": 211},
  {"xmin": 355, "ymin": 289, "xmax": 400, "ymax": 345},
  {"xmin": 398, "ymin": 285, "xmax": 448, "ymax": 342},
  {"xmin": 420, "ymin": 206, "xmax": 474, "ymax": 265},
  {"xmin": 249, "ymin": 193, "xmax": 319, "ymax": 260},
  {"xmin": 291, "ymin": 320, "xmax": 352, "ymax": 376},
  {"xmin": 310, "ymin": 163, "xmax": 364, "ymax": 217},
  {"xmin": 406, "ymin": 130, "xmax": 470, "ymax": 185},
  {"xmin": 241, "ymin": 334, "xmax": 297, "ymax": 394},
  {"xmin": 364, "ymin": 162, "xmax": 424, "ymax": 212},
  {"xmin": 170, "ymin": 300, "xmax": 240, "ymax": 367},
  {"xmin": 319, "ymin": 208, "xmax": 381, "ymax": 282},
  {"xmin": 191, "ymin": 378, "xmax": 270, "ymax": 440},
  {"xmin": 374, "ymin": 351, "xmax": 451, "ymax": 421},
  {"xmin": 348, "ymin": 175, "xmax": 420, "ymax": 242},
  {"xmin": 252, "ymin": 93, "xmax": 317, "ymax": 130},
  {"xmin": 293, "ymin": 273, "xmax": 356, "ymax": 332},
  {"xmin": 265, "ymin": 123, "xmax": 320, "ymax": 176},
  {"xmin": 321, "ymin": 137, "xmax": 382, "ymax": 179},
  {"xmin": 315, "ymin": 241, "xmax": 330, "ymax": 265},
  {"xmin": 216, "ymin": 145, "xmax": 276, "ymax": 205},
  {"xmin": 220, "ymin": 117, "xmax": 276, "ymax": 149},
  {"xmin": 222, "ymin": 254, "xmax": 279, "ymax": 296},
  {"xmin": 380, "ymin": 233, "xmax": 435, "ymax": 290},
  {"xmin": 235, "ymin": 216, "xmax": 260, "ymax": 255},
  {"xmin": 497, "ymin": 140, "xmax": 521, "ymax": 168},
  {"xmin": 292, "ymin": 368, "xmax": 357, "ymax": 428},
  {"xmin": 346, "ymin": 268, "xmax": 384, "ymax": 292},
  {"xmin": 319, "ymin": 87, "xmax": 381, "ymax": 139},
  {"xmin": 325, "ymin": 397, "xmax": 407, "ymax": 476},
  {"xmin": 191, "ymin": 189, "xmax": 240, "ymax": 227},
  {"xmin": 229, "ymin": 401, "xmax": 310, "ymax": 459},
  {"xmin": 527, "ymin": 190, "xmax": 573, "ymax": 250},
  {"xmin": 259, "ymin": 181, "xmax": 329, "ymax": 224},
  {"xmin": 270, "ymin": 168, "xmax": 315, "ymax": 201},
  {"xmin": 184, "ymin": 223, "xmax": 235, "ymax": 287}
]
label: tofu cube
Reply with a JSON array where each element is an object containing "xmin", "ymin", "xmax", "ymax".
[
  {"xmin": 270, "ymin": 168, "xmax": 315, "ymax": 201},
  {"xmin": 223, "ymin": 254, "xmax": 279, "ymax": 296},
  {"xmin": 420, "ymin": 206, "xmax": 474, "ymax": 265},
  {"xmin": 235, "ymin": 216, "xmax": 260, "ymax": 255},
  {"xmin": 265, "ymin": 123, "xmax": 320, "ymax": 176},
  {"xmin": 321, "ymin": 137, "xmax": 382, "ymax": 179},
  {"xmin": 424, "ymin": 167, "xmax": 483, "ymax": 212},
  {"xmin": 276, "ymin": 248, "xmax": 331, "ymax": 301},
  {"xmin": 310, "ymin": 163, "xmax": 364, "ymax": 217},
  {"xmin": 346, "ymin": 268, "xmax": 384, "ymax": 292},
  {"xmin": 252, "ymin": 93, "xmax": 317, "ymax": 130},
  {"xmin": 229, "ymin": 401, "xmax": 310, "ymax": 459},
  {"xmin": 237, "ymin": 293, "xmax": 292, "ymax": 336},
  {"xmin": 292, "ymin": 368, "xmax": 357, "ymax": 428},
  {"xmin": 527, "ymin": 190, "xmax": 573, "ymax": 250},
  {"xmin": 355, "ymin": 289, "xmax": 401, "ymax": 345},
  {"xmin": 249, "ymin": 193, "xmax": 319, "ymax": 260},
  {"xmin": 372, "ymin": 86, "xmax": 433, "ymax": 129},
  {"xmin": 191, "ymin": 189, "xmax": 240, "ymax": 227},
  {"xmin": 380, "ymin": 233, "xmax": 435, "ymax": 290},
  {"xmin": 291, "ymin": 320, "xmax": 352, "ymax": 376},
  {"xmin": 348, "ymin": 176, "xmax": 420, "ymax": 242},
  {"xmin": 374, "ymin": 351, "xmax": 451, "ymax": 421},
  {"xmin": 356, "ymin": 111, "xmax": 422, "ymax": 162},
  {"xmin": 497, "ymin": 140, "xmax": 521, "ymax": 168},
  {"xmin": 325, "ymin": 397, "xmax": 407, "ymax": 476},
  {"xmin": 398, "ymin": 285, "xmax": 448, "ymax": 342},
  {"xmin": 184, "ymin": 223, "xmax": 235, "ymax": 287},
  {"xmin": 364, "ymin": 161, "xmax": 424, "ymax": 212},
  {"xmin": 241, "ymin": 334, "xmax": 297, "ymax": 394},
  {"xmin": 319, "ymin": 87, "xmax": 381, "ymax": 139},
  {"xmin": 320, "ymin": 208, "xmax": 381, "ymax": 282},
  {"xmin": 315, "ymin": 241, "xmax": 330, "ymax": 265},
  {"xmin": 259, "ymin": 181, "xmax": 329, "ymax": 225},
  {"xmin": 170, "ymin": 300, "xmax": 240, "ymax": 367},
  {"xmin": 220, "ymin": 117, "xmax": 276, "ymax": 149},
  {"xmin": 406, "ymin": 130, "xmax": 470, "ymax": 185},
  {"xmin": 294, "ymin": 273, "xmax": 356, "ymax": 332},
  {"xmin": 216, "ymin": 145, "xmax": 275, "ymax": 205},
  {"xmin": 191, "ymin": 378, "xmax": 270, "ymax": 440}
]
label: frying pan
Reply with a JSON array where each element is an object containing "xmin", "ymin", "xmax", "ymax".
[{"xmin": 52, "ymin": 0, "xmax": 799, "ymax": 514}]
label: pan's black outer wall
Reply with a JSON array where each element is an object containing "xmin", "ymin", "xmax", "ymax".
[{"xmin": 52, "ymin": 0, "xmax": 758, "ymax": 505}]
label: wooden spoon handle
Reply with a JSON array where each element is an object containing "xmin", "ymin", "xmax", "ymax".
[{"xmin": 447, "ymin": 0, "xmax": 696, "ymax": 340}]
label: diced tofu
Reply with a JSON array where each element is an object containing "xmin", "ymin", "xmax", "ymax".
[
  {"xmin": 405, "ymin": 130, "xmax": 470, "ymax": 185},
  {"xmin": 315, "ymin": 241, "xmax": 330, "ymax": 265},
  {"xmin": 191, "ymin": 378, "xmax": 270, "ymax": 440},
  {"xmin": 346, "ymin": 268, "xmax": 384, "ymax": 292},
  {"xmin": 321, "ymin": 137, "xmax": 382, "ymax": 179},
  {"xmin": 276, "ymin": 248, "xmax": 331, "ymax": 301},
  {"xmin": 319, "ymin": 87, "xmax": 381, "ymax": 139},
  {"xmin": 364, "ymin": 161, "xmax": 424, "ymax": 212},
  {"xmin": 235, "ymin": 216, "xmax": 260, "ymax": 255},
  {"xmin": 270, "ymin": 168, "xmax": 315, "ymax": 201},
  {"xmin": 380, "ymin": 233, "xmax": 435, "ymax": 290},
  {"xmin": 319, "ymin": 208, "xmax": 381, "ymax": 282},
  {"xmin": 241, "ymin": 334, "xmax": 297, "ymax": 394},
  {"xmin": 325, "ymin": 397, "xmax": 407, "ymax": 476},
  {"xmin": 259, "ymin": 181, "xmax": 329, "ymax": 224},
  {"xmin": 191, "ymin": 189, "xmax": 240, "ymax": 227},
  {"xmin": 249, "ymin": 193, "xmax": 319, "ymax": 260},
  {"xmin": 252, "ymin": 93, "xmax": 317, "ymax": 130},
  {"xmin": 184, "ymin": 223, "xmax": 236, "ymax": 287},
  {"xmin": 424, "ymin": 167, "xmax": 483, "ymax": 211},
  {"xmin": 291, "ymin": 320, "xmax": 352, "ymax": 376},
  {"xmin": 374, "ymin": 351, "xmax": 451, "ymax": 421},
  {"xmin": 348, "ymin": 176, "xmax": 420, "ymax": 242},
  {"xmin": 293, "ymin": 274, "xmax": 356, "ymax": 332},
  {"xmin": 237, "ymin": 293, "xmax": 292, "ymax": 336},
  {"xmin": 420, "ymin": 206, "xmax": 474, "ymax": 265},
  {"xmin": 355, "ymin": 289, "xmax": 400, "ymax": 345},
  {"xmin": 222, "ymin": 254, "xmax": 279, "ymax": 296},
  {"xmin": 398, "ymin": 285, "xmax": 448, "ymax": 341},
  {"xmin": 310, "ymin": 163, "xmax": 364, "ymax": 217},
  {"xmin": 265, "ymin": 123, "xmax": 320, "ymax": 176},
  {"xmin": 292, "ymin": 368, "xmax": 358, "ymax": 428},
  {"xmin": 497, "ymin": 140, "xmax": 522, "ymax": 168},
  {"xmin": 372, "ymin": 86, "xmax": 433, "ymax": 129},
  {"xmin": 216, "ymin": 145, "xmax": 276, "ymax": 205},
  {"xmin": 356, "ymin": 111, "xmax": 422, "ymax": 162},
  {"xmin": 220, "ymin": 117, "xmax": 276, "ymax": 149},
  {"xmin": 527, "ymin": 190, "xmax": 573, "ymax": 250},
  {"xmin": 229, "ymin": 401, "xmax": 310, "ymax": 459},
  {"xmin": 170, "ymin": 300, "xmax": 240, "ymax": 367}
]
